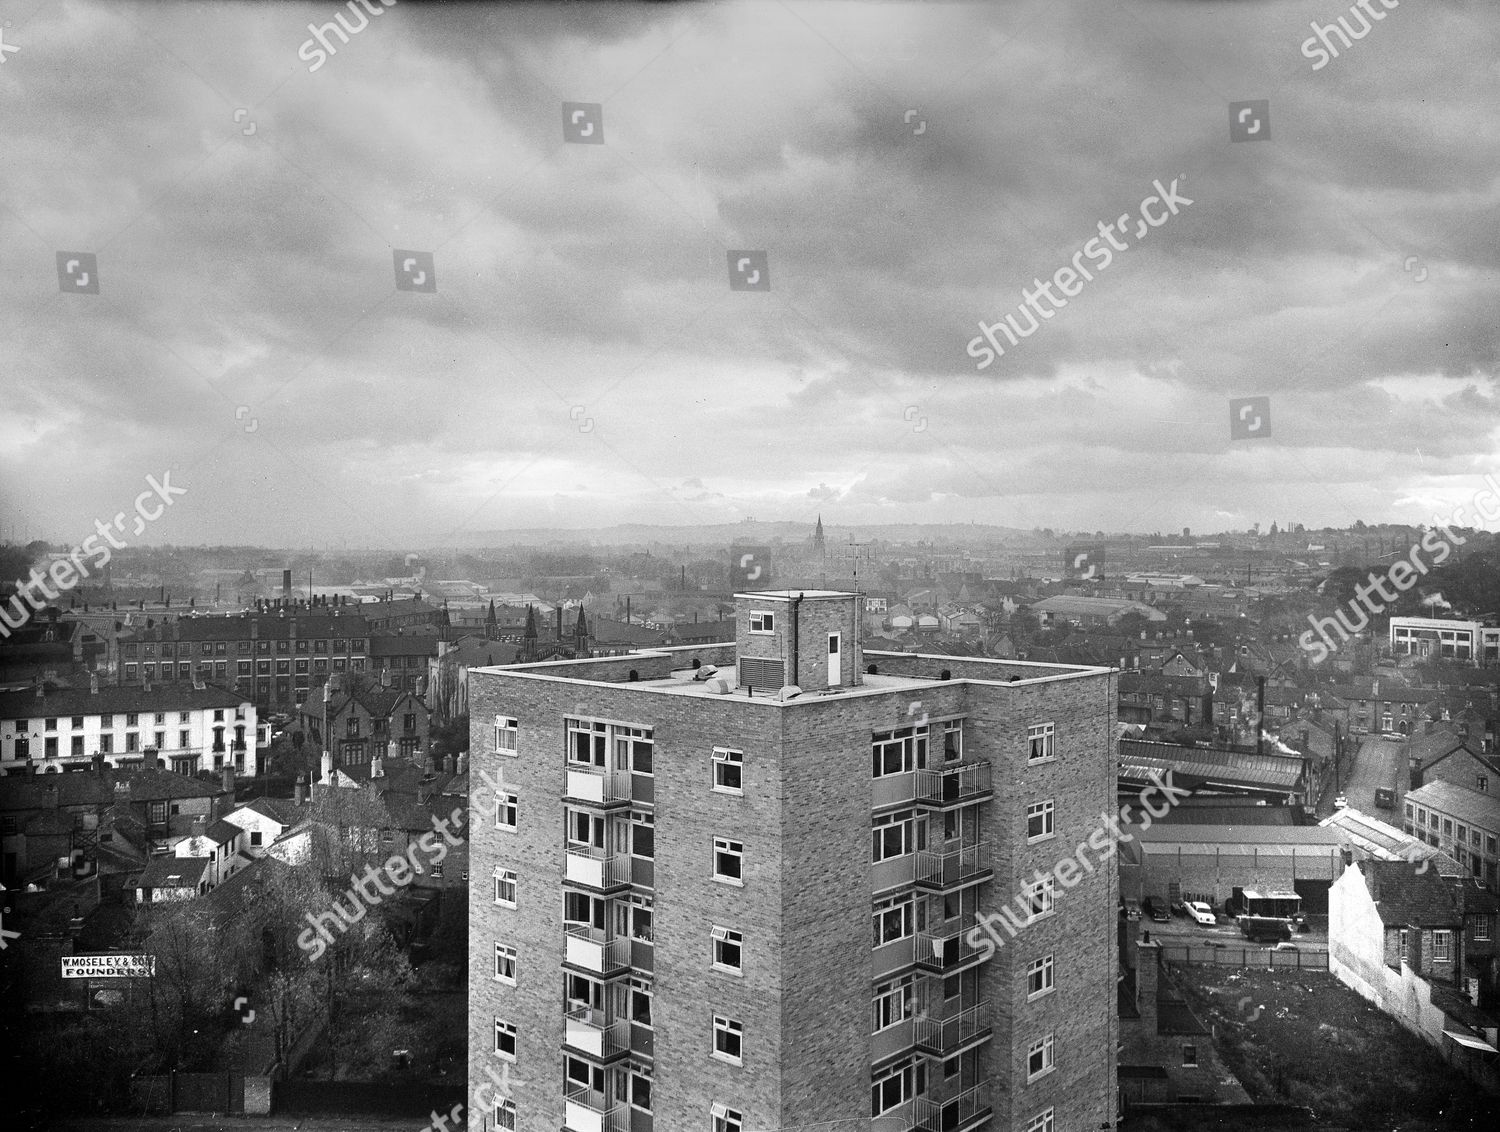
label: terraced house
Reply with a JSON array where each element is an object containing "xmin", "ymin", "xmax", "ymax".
[{"xmin": 468, "ymin": 589, "xmax": 1117, "ymax": 1132}]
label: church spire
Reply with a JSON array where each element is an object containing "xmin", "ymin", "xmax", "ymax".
[{"xmin": 813, "ymin": 514, "xmax": 825, "ymax": 557}]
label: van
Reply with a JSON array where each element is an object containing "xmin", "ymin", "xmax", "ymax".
[{"xmin": 1240, "ymin": 915, "xmax": 1292, "ymax": 943}]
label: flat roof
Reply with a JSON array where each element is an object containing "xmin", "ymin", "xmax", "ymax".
[
  {"xmin": 1130, "ymin": 823, "xmax": 1345, "ymax": 847},
  {"xmin": 732, "ymin": 590, "xmax": 860, "ymax": 601}
]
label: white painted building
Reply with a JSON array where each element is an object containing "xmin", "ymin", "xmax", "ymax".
[
  {"xmin": 1389, "ymin": 616, "xmax": 1500, "ymax": 666},
  {"xmin": 0, "ymin": 678, "xmax": 259, "ymax": 777}
]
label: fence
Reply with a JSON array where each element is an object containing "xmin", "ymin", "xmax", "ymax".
[
  {"xmin": 1162, "ymin": 944, "xmax": 1329, "ymax": 970},
  {"xmin": 129, "ymin": 1072, "xmax": 252, "ymax": 1114},
  {"xmin": 273, "ymin": 1079, "xmax": 464, "ymax": 1117}
]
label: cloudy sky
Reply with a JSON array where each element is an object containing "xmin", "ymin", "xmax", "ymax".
[{"xmin": 2, "ymin": 0, "xmax": 1497, "ymax": 547}]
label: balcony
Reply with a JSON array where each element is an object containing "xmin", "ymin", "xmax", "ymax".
[
  {"xmin": 915, "ymin": 842, "xmax": 991, "ymax": 892},
  {"xmin": 873, "ymin": 771, "xmax": 919, "ymax": 811},
  {"xmin": 564, "ymin": 923, "xmax": 631, "ymax": 976},
  {"xmin": 565, "ymin": 766, "xmax": 633, "ymax": 808},
  {"xmin": 914, "ymin": 1000, "xmax": 992, "ymax": 1056},
  {"xmin": 913, "ymin": 1084, "xmax": 993, "ymax": 1132},
  {"xmin": 563, "ymin": 1004, "xmax": 630, "ymax": 1062},
  {"xmin": 563, "ymin": 1083, "xmax": 629, "ymax": 1132},
  {"xmin": 915, "ymin": 928, "xmax": 991, "ymax": 974},
  {"xmin": 564, "ymin": 845, "xmax": 631, "ymax": 891},
  {"xmin": 914, "ymin": 762, "xmax": 992, "ymax": 808}
]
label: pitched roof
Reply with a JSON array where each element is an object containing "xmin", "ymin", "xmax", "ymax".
[
  {"xmin": 234, "ymin": 796, "xmax": 306, "ymax": 826},
  {"xmin": 1407, "ymin": 780, "xmax": 1500, "ymax": 831},
  {"xmin": 0, "ymin": 682, "xmax": 248, "ymax": 720},
  {"xmin": 1357, "ymin": 859, "xmax": 1462, "ymax": 928},
  {"xmin": 134, "ymin": 855, "xmax": 209, "ymax": 889},
  {"xmin": 119, "ymin": 613, "xmax": 371, "ymax": 643}
]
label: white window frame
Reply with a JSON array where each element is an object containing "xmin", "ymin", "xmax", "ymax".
[
  {"xmin": 1027, "ymin": 953, "xmax": 1054, "ymax": 1000},
  {"xmin": 494, "ymin": 943, "xmax": 517, "ymax": 985},
  {"xmin": 872, "ymin": 810, "xmax": 916, "ymax": 863},
  {"xmin": 1433, "ymin": 929, "xmax": 1453, "ymax": 962},
  {"xmin": 1475, "ymin": 915, "xmax": 1492, "ymax": 943},
  {"xmin": 494, "ymin": 1019, "xmax": 517, "ymax": 1061},
  {"xmin": 494, "ymin": 867, "xmax": 517, "ymax": 907},
  {"xmin": 1027, "ymin": 722, "xmax": 1055, "ymax": 763},
  {"xmin": 495, "ymin": 790, "xmax": 518, "ymax": 831},
  {"xmin": 1026, "ymin": 1032, "xmax": 1055, "ymax": 1081},
  {"xmin": 1026, "ymin": 877, "xmax": 1055, "ymax": 923},
  {"xmin": 712, "ymin": 747, "xmax": 744, "ymax": 795},
  {"xmin": 748, "ymin": 611, "xmax": 774, "ymax": 634},
  {"xmin": 713, "ymin": 837, "xmax": 744, "ymax": 885},
  {"xmin": 493, "ymin": 1099, "xmax": 516, "ymax": 1130},
  {"xmin": 873, "ymin": 893, "xmax": 916, "ymax": 947},
  {"xmin": 871, "ymin": 1055, "xmax": 926, "ymax": 1117},
  {"xmin": 872, "ymin": 725, "xmax": 929, "ymax": 778},
  {"xmin": 712, "ymin": 1014, "xmax": 744, "ymax": 1065},
  {"xmin": 1027, "ymin": 798, "xmax": 1055, "ymax": 842},
  {"xmin": 494, "ymin": 715, "xmax": 518, "ymax": 756},
  {"xmin": 711, "ymin": 925, "xmax": 743, "ymax": 975},
  {"xmin": 872, "ymin": 974, "xmax": 916, "ymax": 1034},
  {"xmin": 1023, "ymin": 1110, "xmax": 1054, "ymax": 1132},
  {"xmin": 711, "ymin": 1104, "xmax": 743, "ymax": 1132}
]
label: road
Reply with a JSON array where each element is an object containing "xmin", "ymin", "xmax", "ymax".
[
  {"xmin": 1338, "ymin": 735, "xmax": 1407, "ymax": 818},
  {"xmin": 1135, "ymin": 910, "xmax": 1327, "ymax": 952}
]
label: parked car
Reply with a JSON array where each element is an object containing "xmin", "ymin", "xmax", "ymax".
[
  {"xmin": 1122, "ymin": 899, "xmax": 1142, "ymax": 920},
  {"xmin": 1182, "ymin": 900, "xmax": 1217, "ymax": 926},
  {"xmin": 1268, "ymin": 941, "xmax": 1300, "ymax": 952},
  {"xmin": 1240, "ymin": 915, "xmax": 1293, "ymax": 943},
  {"xmin": 1143, "ymin": 897, "xmax": 1170, "ymax": 923},
  {"xmin": 1334, "ymin": 794, "xmax": 1348, "ymax": 808}
]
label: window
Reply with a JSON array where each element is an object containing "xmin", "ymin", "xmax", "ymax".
[
  {"xmin": 209, "ymin": 710, "xmax": 220, "ymax": 722},
  {"xmin": 1027, "ymin": 1033, "xmax": 1055, "ymax": 1081},
  {"xmin": 1026, "ymin": 877, "xmax": 1055, "ymax": 922},
  {"xmin": 629, "ymin": 892, "xmax": 654, "ymax": 940},
  {"xmin": 873, "ymin": 894, "xmax": 916, "ymax": 947},
  {"xmin": 1479, "ymin": 775, "xmax": 1489, "ymax": 793},
  {"xmin": 748, "ymin": 611, "xmax": 774, "ymax": 634},
  {"xmin": 1023, "ymin": 1110, "xmax": 1054, "ymax": 1132},
  {"xmin": 567, "ymin": 718, "xmax": 606, "ymax": 766},
  {"xmin": 1027, "ymin": 799, "xmax": 1055, "ymax": 842},
  {"xmin": 1398, "ymin": 929, "xmax": 1410, "ymax": 964},
  {"xmin": 126, "ymin": 713, "xmax": 138, "ymax": 727},
  {"xmin": 1027, "ymin": 953, "xmax": 1055, "ymax": 999},
  {"xmin": 179, "ymin": 711, "xmax": 191, "ymax": 723},
  {"xmin": 713, "ymin": 837, "xmax": 743, "ymax": 884},
  {"xmin": 873, "ymin": 810, "xmax": 922, "ymax": 862},
  {"xmin": 250, "ymin": 830, "xmax": 262, "ymax": 846},
  {"xmin": 71, "ymin": 716, "xmax": 83, "ymax": 729},
  {"xmin": 1443, "ymin": 818, "xmax": 1454, "ymax": 838},
  {"xmin": 126, "ymin": 733, "xmax": 139, "ymax": 752},
  {"xmin": 618, "ymin": 725, "xmax": 653, "ymax": 774},
  {"xmin": 495, "ymin": 791, "xmax": 518, "ymax": 831},
  {"xmin": 99, "ymin": 734, "xmax": 113, "ymax": 754},
  {"xmin": 712, "ymin": 1015, "xmax": 743, "ymax": 1064},
  {"xmin": 871, "ymin": 1056, "xmax": 926, "ymax": 1117},
  {"xmin": 872, "ymin": 725, "xmax": 928, "ymax": 777},
  {"xmin": 711, "ymin": 1104, "xmax": 743, "ymax": 1132},
  {"xmin": 1475, "ymin": 916, "xmax": 1492, "ymax": 942},
  {"xmin": 1433, "ymin": 930, "xmax": 1453, "ymax": 962},
  {"xmin": 627, "ymin": 1067, "xmax": 651, "ymax": 1109},
  {"xmin": 712, "ymin": 926, "xmax": 743, "ymax": 974},
  {"xmin": 630, "ymin": 975, "xmax": 653, "ymax": 1026},
  {"xmin": 494, "ymin": 868, "xmax": 517, "ymax": 907},
  {"xmin": 492, "ymin": 1099, "xmax": 516, "ymax": 1131},
  {"xmin": 494, "ymin": 944, "xmax": 517, "ymax": 984},
  {"xmin": 1028, "ymin": 722, "xmax": 1055, "ymax": 762},
  {"xmin": 872, "ymin": 974, "xmax": 916, "ymax": 1033},
  {"xmin": 45, "ymin": 718, "xmax": 56, "ymax": 731},
  {"xmin": 179, "ymin": 730, "xmax": 189, "ymax": 748},
  {"xmin": 1459, "ymin": 824, "xmax": 1469, "ymax": 844},
  {"xmin": 71, "ymin": 736, "xmax": 84, "ymax": 756},
  {"xmin": 632, "ymin": 810, "xmax": 655, "ymax": 858},
  {"xmin": 45, "ymin": 737, "xmax": 57, "ymax": 757},
  {"xmin": 942, "ymin": 719, "xmax": 963, "ymax": 760},
  {"xmin": 1182, "ymin": 1044, "xmax": 1198, "ymax": 1067},
  {"xmin": 100, "ymin": 714, "xmax": 111, "ymax": 727},
  {"xmin": 493, "ymin": 1019, "xmax": 516, "ymax": 1060},
  {"xmin": 713, "ymin": 747, "xmax": 744, "ymax": 794}
]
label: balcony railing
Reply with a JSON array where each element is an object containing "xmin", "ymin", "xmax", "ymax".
[
  {"xmin": 914, "ymin": 761, "xmax": 992, "ymax": 807},
  {"xmin": 915, "ymin": 841, "xmax": 991, "ymax": 891},
  {"xmin": 564, "ymin": 844, "xmax": 631, "ymax": 890},
  {"xmin": 915, "ymin": 928, "xmax": 992, "ymax": 973},
  {"xmin": 563, "ymin": 1004, "xmax": 631, "ymax": 1061},
  {"xmin": 564, "ymin": 923, "xmax": 631, "ymax": 975},
  {"xmin": 913, "ymin": 1083, "xmax": 993, "ymax": 1132},
  {"xmin": 563, "ymin": 1083, "xmax": 630, "ymax": 1132},
  {"xmin": 914, "ymin": 1000, "xmax": 992, "ymax": 1055},
  {"xmin": 565, "ymin": 765, "xmax": 633, "ymax": 807}
]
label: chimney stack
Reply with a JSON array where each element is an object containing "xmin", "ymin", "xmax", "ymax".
[
  {"xmin": 144, "ymin": 748, "xmax": 160, "ymax": 771},
  {"xmin": 89, "ymin": 673, "xmax": 99, "ymax": 695},
  {"xmin": 1135, "ymin": 937, "xmax": 1160, "ymax": 1033},
  {"xmin": 221, "ymin": 764, "xmax": 235, "ymax": 795},
  {"xmin": 321, "ymin": 749, "xmax": 333, "ymax": 785},
  {"xmin": 295, "ymin": 775, "xmax": 307, "ymax": 805}
]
